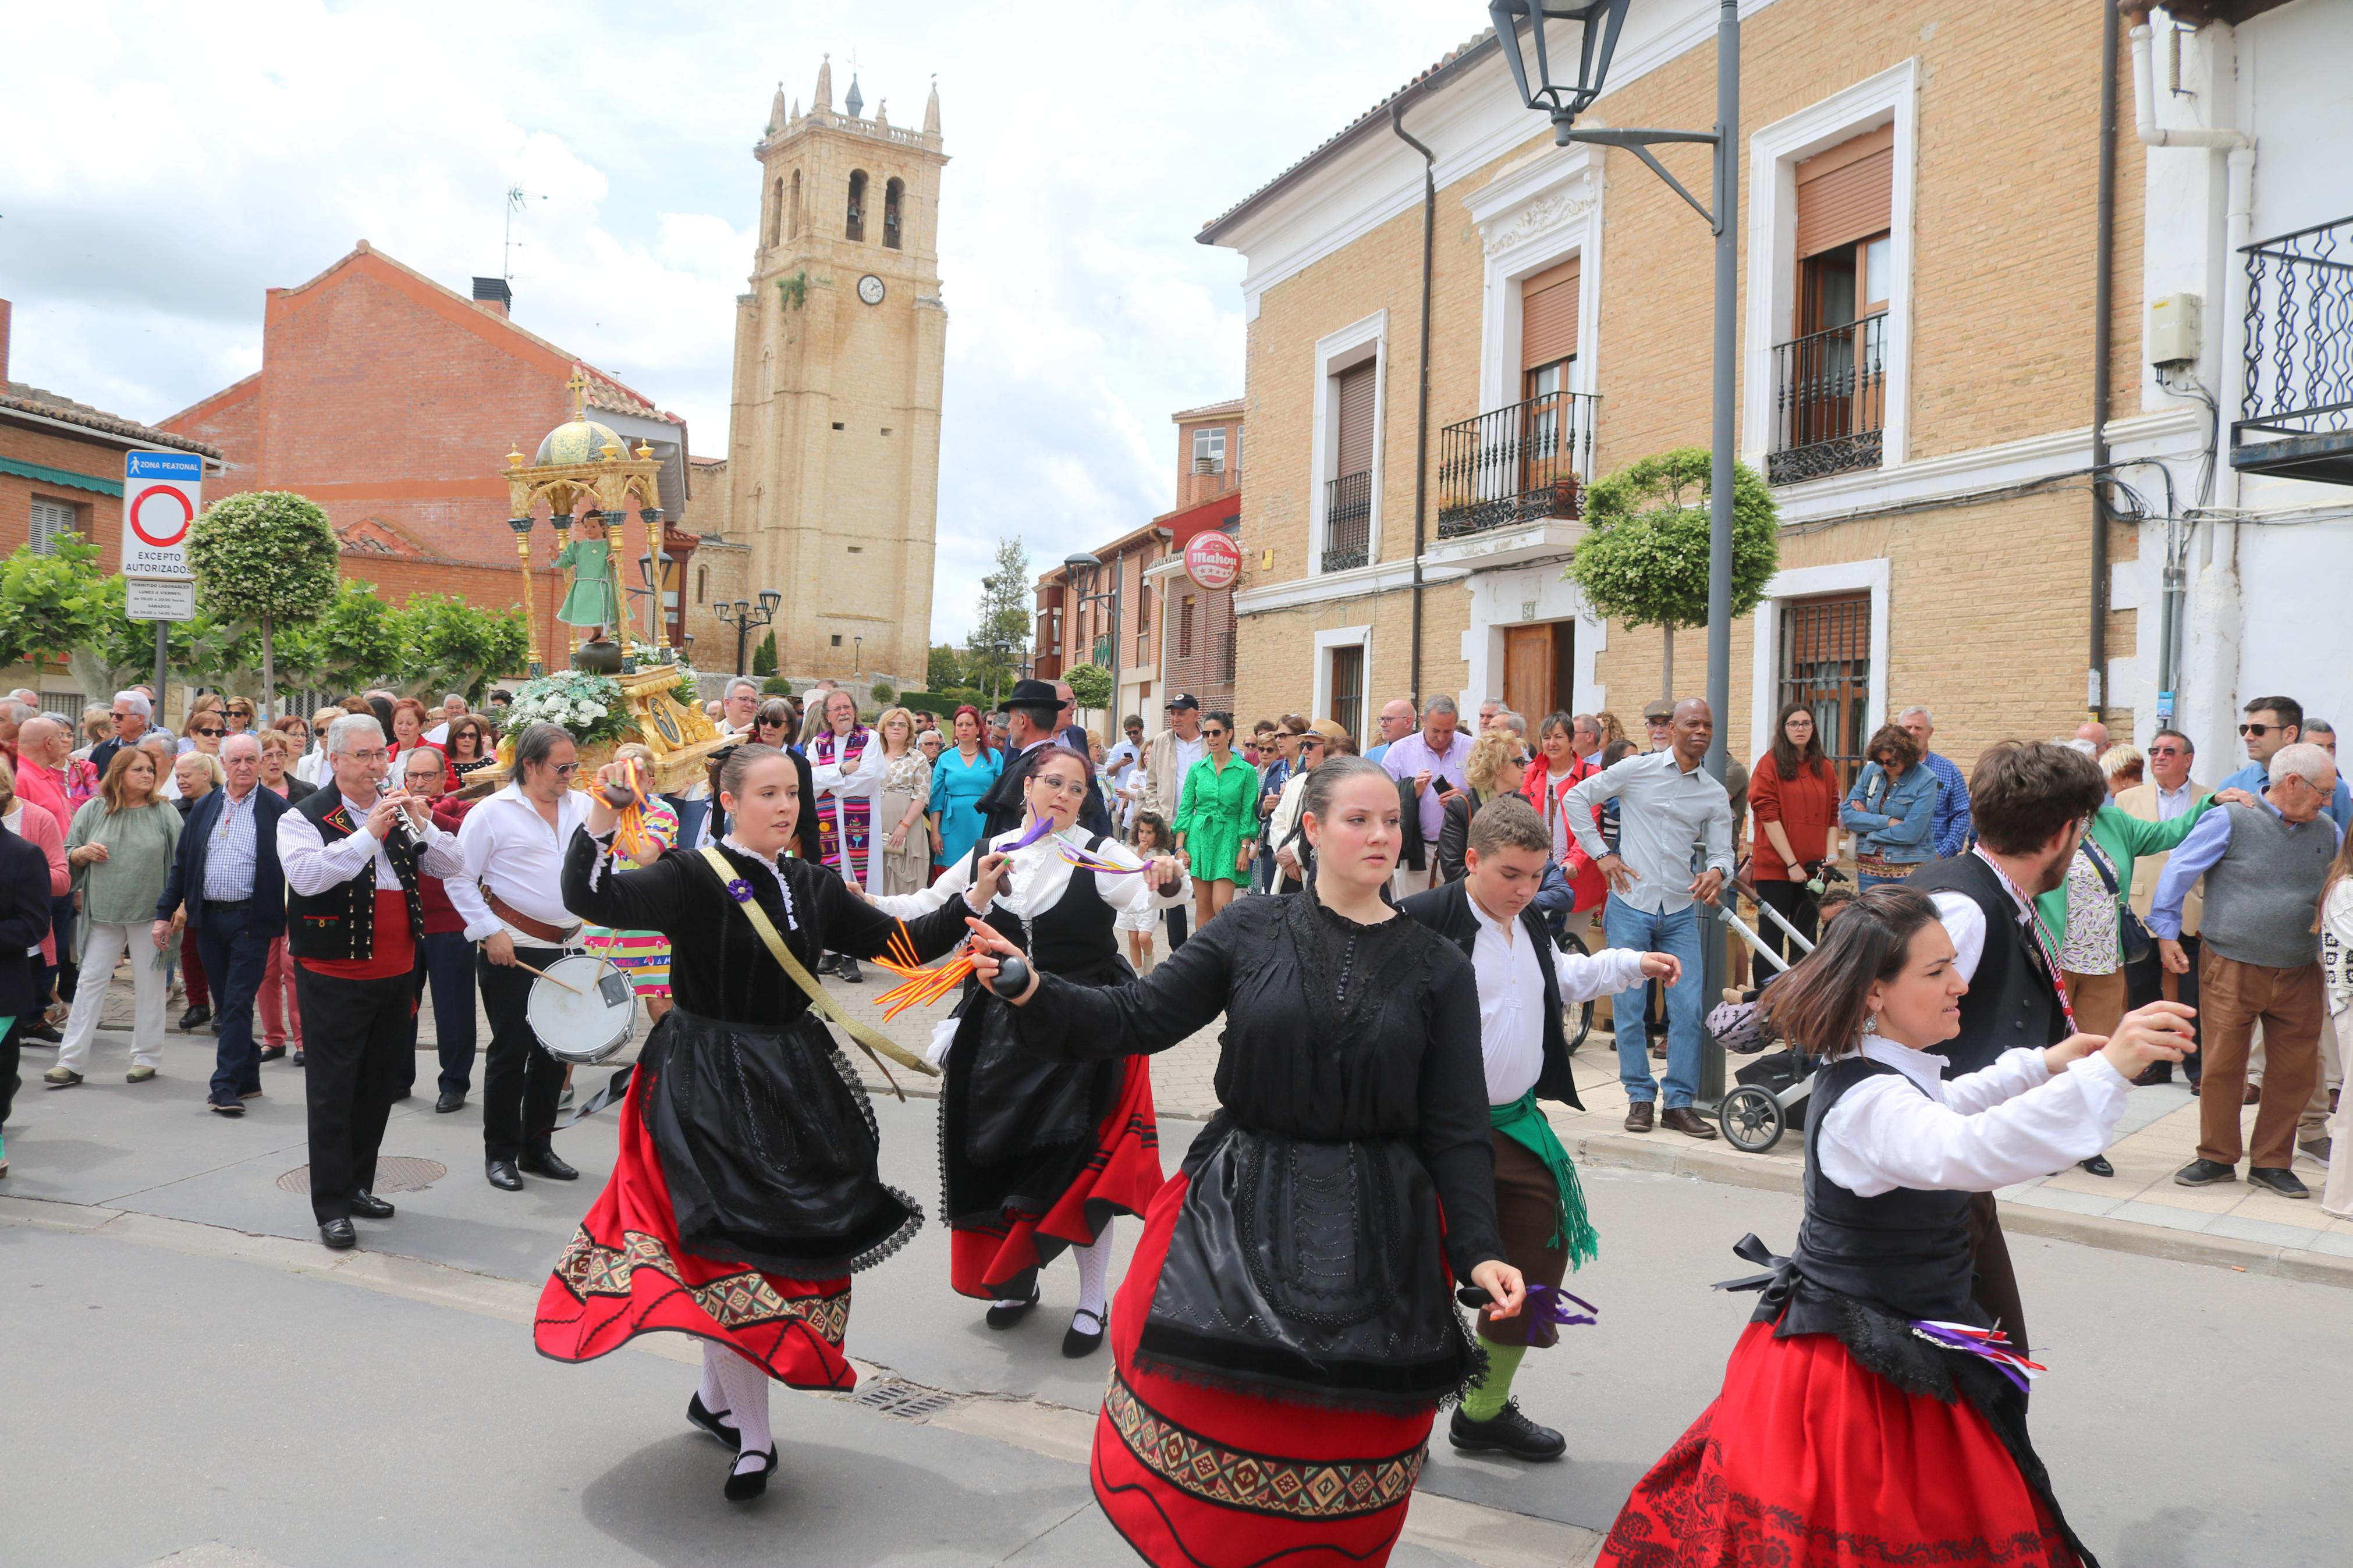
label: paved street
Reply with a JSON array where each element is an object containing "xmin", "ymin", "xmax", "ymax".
[{"xmin": 5, "ymin": 987, "xmax": 2348, "ymax": 1568}]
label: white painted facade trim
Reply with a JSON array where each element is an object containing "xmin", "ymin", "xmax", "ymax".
[
  {"xmin": 1747, "ymin": 558, "xmax": 1890, "ymax": 763},
  {"xmin": 1309, "ymin": 310, "xmax": 1389, "ymax": 577},
  {"xmin": 1455, "ymin": 566, "xmax": 1609, "ymax": 723},
  {"xmin": 1312, "ymin": 623, "xmax": 1373, "ymax": 730},
  {"xmin": 1464, "ymin": 143, "xmax": 1605, "ymax": 411}
]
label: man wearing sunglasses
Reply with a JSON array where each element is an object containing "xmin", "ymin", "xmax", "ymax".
[{"xmin": 2218, "ymin": 696, "xmax": 2352, "ymax": 831}]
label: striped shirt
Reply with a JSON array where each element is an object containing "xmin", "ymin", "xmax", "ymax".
[{"xmin": 203, "ymin": 785, "xmax": 262, "ymax": 902}]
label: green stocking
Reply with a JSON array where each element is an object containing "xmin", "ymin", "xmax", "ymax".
[{"xmin": 1461, "ymin": 1341, "xmax": 1526, "ymax": 1423}]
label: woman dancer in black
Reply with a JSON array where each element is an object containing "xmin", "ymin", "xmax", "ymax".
[
  {"xmin": 537, "ymin": 744, "xmax": 1000, "ymax": 1501},
  {"xmin": 963, "ymin": 755, "xmax": 1524, "ymax": 1567}
]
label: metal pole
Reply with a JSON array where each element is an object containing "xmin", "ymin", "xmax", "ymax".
[
  {"xmin": 152, "ymin": 620, "xmax": 168, "ymax": 713},
  {"xmin": 2089, "ymin": 0, "xmax": 2120, "ymax": 725},
  {"xmin": 1108, "ymin": 562, "xmax": 1123, "ymax": 744},
  {"xmin": 1700, "ymin": 0, "xmax": 1740, "ymax": 1108}
]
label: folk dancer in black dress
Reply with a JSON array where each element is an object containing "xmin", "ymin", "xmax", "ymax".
[
  {"xmin": 868, "ymin": 743, "xmax": 1188, "ymax": 1354},
  {"xmin": 535, "ymin": 745, "xmax": 1004, "ymax": 1501},
  {"xmin": 963, "ymin": 756, "xmax": 1525, "ymax": 1568},
  {"xmin": 1596, "ymin": 887, "xmax": 2194, "ymax": 1566},
  {"xmin": 1401, "ymin": 795, "xmax": 1680, "ymax": 1462}
]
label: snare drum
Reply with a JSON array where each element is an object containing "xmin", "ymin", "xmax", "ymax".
[{"xmin": 526, "ymin": 953, "xmax": 638, "ymax": 1066}]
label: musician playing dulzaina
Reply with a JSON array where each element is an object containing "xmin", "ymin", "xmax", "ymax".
[
  {"xmin": 535, "ymin": 744, "xmax": 1006, "ymax": 1502},
  {"xmin": 867, "ymin": 742, "xmax": 1189, "ymax": 1355},
  {"xmin": 964, "ymin": 756, "xmax": 1525, "ymax": 1568}
]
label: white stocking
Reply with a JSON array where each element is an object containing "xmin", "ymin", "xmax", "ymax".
[
  {"xmin": 711, "ymin": 1346, "xmax": 774, "ymax": 1470},
  {"xmin": 1073, "ymin": 1223, "xmax": 1113, "ymax": 1324},
  {"xmin": 698, "ymin": 1342, "xmax": 732, "ymax": 1417}
]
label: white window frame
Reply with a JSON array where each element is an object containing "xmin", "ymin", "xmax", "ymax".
[
  {"xmin": 1465, "ymin": 141, "xmax": 1603, "ymax": 415},
  {"xmin": 1741, "ymin": 59, "xmax": 1919, "ymax": 475},
  {"xmin": 30, "ymin": 496, "xmax": 77, "ymax": 556},
  {"xmin": 1746, "ymin": 558, "xmax": 1890, "ymax": 763},
  {"xmin": 1312, "ymin": 623, "xmax": 1372, "ymax": 732},
  {"xmin": 1193, "ymin": 426, "xmax": 1227, "ymax": 473},
  {"xmin": 1308, "ymin": 311, "xmax": 1387, "ymax": 577}
]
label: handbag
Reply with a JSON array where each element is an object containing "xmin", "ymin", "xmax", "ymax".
[{"xmin": 2079, "ymin": 837, "xmax": 2153, "ymax": 966}]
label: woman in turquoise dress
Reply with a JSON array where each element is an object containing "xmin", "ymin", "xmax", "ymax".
[
  {"xmin": 1174, "ymin": 709, "xmax": 1259, "ymax": 932},
  {"xmin": 927, "ymin": 703, "xmax": 1002, "ymax": 881},
  {"xmin": 552, "ymin": 513, "xmax": 620, "ymax": 636}
]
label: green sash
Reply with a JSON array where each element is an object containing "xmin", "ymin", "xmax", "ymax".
[{"xmin": 1490, "ymin": 1090, "xmax": 1597, "ymax": 1268}]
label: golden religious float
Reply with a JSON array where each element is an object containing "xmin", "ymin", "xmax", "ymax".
[{"xmin": 462, "ymin": 377, "xmax": 732, "ymax": 798}]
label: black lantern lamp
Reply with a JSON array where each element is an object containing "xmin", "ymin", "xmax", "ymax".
[{"xmin": 1489, "ymin": 0, "xmax": 1630, "ymax": 144}]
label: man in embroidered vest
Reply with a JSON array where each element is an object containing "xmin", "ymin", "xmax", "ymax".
[
  {"xmin": 1404, "ymin": 797, "xmax": 1677, "ymax": 1463},
  {"xmin": 446, "ymin": 723, "xmax": 591, "ymax": 1193},
  {"xmin": 277, "ymin": 714, "xmax": 466, "ymax": 1250}
]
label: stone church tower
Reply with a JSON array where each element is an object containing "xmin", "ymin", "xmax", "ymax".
[{"xmin": 726, "ymin": 58, "xmax": 947, "ymax": 688}]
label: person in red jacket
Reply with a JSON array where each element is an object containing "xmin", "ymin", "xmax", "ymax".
[
  {"xmin": 1521, "ymin": 713, "xmax": 1602, "ymax": 864},
  {"xmin": 396, "ymin": 745, "xmax": 478, "ymax": 1110},
  {"xmin": 1748, "ymin": 702, "xmax": 1844, "ymax": 966}
]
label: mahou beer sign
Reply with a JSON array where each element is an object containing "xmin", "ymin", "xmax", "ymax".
[{"xmin": 1183, "ymin": 530, "xmax": 1242, "ymax": 591}]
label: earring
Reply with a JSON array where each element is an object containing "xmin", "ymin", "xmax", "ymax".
[{"xmin": 1861, "ymin": 1010, "xmax": 1880, "ymax": 1036}]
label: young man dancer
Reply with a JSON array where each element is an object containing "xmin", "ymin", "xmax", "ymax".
[{"xmin": 1403, "ymin": 795, "xmax": 1678, "ymax": 1459}]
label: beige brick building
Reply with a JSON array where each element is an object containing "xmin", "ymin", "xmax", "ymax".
[{"xmin": 1201, "ymin": 0, "xmax": 2219, "ymax": 781}]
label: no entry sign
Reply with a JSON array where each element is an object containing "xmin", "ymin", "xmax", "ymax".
[
  {"xmin": 122, "ymin": 450, "xmax": 203, "ymax": 580},
  {"xmin": 1183, "ymin": 529, "xmax": 1242, "ymax": 592}
]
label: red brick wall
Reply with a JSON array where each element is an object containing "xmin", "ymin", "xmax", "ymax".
[
  {"xmin": 163, "ymin": 376, "xmax": 262, "ymax": 499},
  {"xmin": 0, "ymin": 422, "xmax": 130, "ymax": 573}
]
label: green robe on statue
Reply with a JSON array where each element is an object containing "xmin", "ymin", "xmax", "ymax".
[{"xmin": 553, "ymin": 538, "xmax": 619, "ymax": 630}]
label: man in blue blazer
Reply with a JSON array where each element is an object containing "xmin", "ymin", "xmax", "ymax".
[{"xmin": 157, "ymin": 734, "xmax": 292, "ymax": 1114}]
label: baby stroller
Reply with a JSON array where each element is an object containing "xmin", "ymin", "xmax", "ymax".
[{"xmin": 1706, "ymin": 885, "xmax": 1823, "ymax": 1153}]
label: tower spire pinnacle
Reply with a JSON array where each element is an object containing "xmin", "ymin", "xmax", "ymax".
[
  {"xmin": 844, "ymin": 72, "xmax": 864, "ymax": 120},
  {"xmin": 815, "ymin": 53, "xmax": 832, "ymax": 113},
  {"xmin": 924, "ymin": 76, "xmax": 941, "ymax": 136},
  {"xmin": 766, "ymin": 79, "xmax": 786, "ymax": 134}
]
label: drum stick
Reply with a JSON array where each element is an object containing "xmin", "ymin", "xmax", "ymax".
[{"xmin": 512, "ymin": 957, "xmax": 587, "ymax": 995}]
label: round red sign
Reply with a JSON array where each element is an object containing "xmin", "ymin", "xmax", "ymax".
[
  {"xmin": 1183, "ymin": 531, "xmax": 1242, "ymax": 591},
  {"xmin": 128, "ymin": 484, "xmax": 196, "ymax": 549}
]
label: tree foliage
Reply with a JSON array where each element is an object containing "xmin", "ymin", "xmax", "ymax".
[
  {"xmin": 927, "ymin": 642, "xmax": 966, "ymax": 691},
  {"xmin": 0, "ymin": 534, "xmax": 111, "ymax": 670},
  {"xmin": 751, "ymin": 629, "xmax": 779, "ymax": 676},
  {"xmin": 298, "ymin": 580, "xmax": 403, "ymax": 693},
  {"xmin": 399, "ymin": 593, "xmax": 533, "ymax": 703},
  {"xmin": 186, "ymin": 491, "xmax": 340, "ymax": 625},
  {"xmin": 1567, "ymin": 447, "xmax": 1779, "ymax": 634},
  {"xmin": 1064, "ymin": 661, "xmax": 1113, "ymax": 712},
  {"xmin": 963, "ymin": 536, "xmax": 1031, "ymax": 703}
]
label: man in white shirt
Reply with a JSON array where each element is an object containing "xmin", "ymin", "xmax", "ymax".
[
  {"xmin": 277, "ymin": 714, "xmax": 467, "ymax": 1250},
  {"xmin": 445, "ymin": 723, "xmax": 592, "ymax": 1193},
  {"xmin": 424, "ymin": 694, "xmax": 467, "ymax": 745},
  {"xmin": 1563, "ymin": 699, "xmax": 1734, "ymax": 1137},
  {"xmin": 720, "ymin": 678, "xmax": 761, "ymax": 736},
  {"xmin": 1402, "ymin": 797, "xmax": 1675, "ymax": 1463}
]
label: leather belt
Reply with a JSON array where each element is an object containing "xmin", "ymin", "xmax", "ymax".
[{"xmin": 484, "ymin": 888, "xmax": 580, "ymax": 945}]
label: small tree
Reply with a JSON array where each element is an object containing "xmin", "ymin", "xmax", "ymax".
[
  {"xmin": 869, "ymin": 680, "xmax": 896, "ymax": 706},
  {"xmin": 751, "ymin": 630, "xmax": 779, "ymax": 676},
  {"xmin": 1064, "ymin": 661, "xmax": 1113, "ymax": 713},
  {"xmin": 186, "ymin": 490, "xmax": 340, "ymax": 721},
  {"xmin": 760, "ymin": 675, "xmax": 794, "ymax": 697},
  {"xmin": 927, "ymin": 642, "xmax": 965, "ymax": 691},
  {"xmin": 307, "ymin": 579, "xmax": 403, "ymax": 693},
  {"xmin": 1566, "ymin": 447, "xmax": 1779, "ymax": 702},
  {"xmin": 964, "ymin": 535, "xmax": 1031, "ymax": 704},
  {"xmin": 396, "ymin": 594, "xmax": 532, "ymax": 702},
  {"xmin": 0, "ymin": 535, "xmax": 110, "ymax": 673}
]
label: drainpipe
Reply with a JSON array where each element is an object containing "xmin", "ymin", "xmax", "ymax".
[
  {"xmin": 2090, "ymin": 0, "xmax": 2120, "ymax": 724},
  {"xmin": 1391, "ymin": 100, "xmax": 1436, "ymax": 706}
]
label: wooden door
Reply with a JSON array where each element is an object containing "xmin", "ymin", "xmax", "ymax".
[{"xmin": 1503, "ymin": 625, "xmax": 1555, "ymax": 726}]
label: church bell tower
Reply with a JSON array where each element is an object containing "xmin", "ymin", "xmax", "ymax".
[{"xmin": 727, "ymin": 58, "xmax": 948, "ymax": 689}]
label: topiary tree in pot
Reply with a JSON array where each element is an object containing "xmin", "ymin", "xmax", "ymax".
[{"xmin": 186, "ymin": 490, "xmax": 341, "ymax": 722}]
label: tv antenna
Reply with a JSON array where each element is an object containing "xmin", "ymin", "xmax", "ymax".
[{"xmin": 505, "ymin": 186, "xmax": 546, "ymax": 282}]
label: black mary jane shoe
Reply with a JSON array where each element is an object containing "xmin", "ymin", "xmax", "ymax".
[
  {"xmin": 688, "ymin": 1392, "xmax": 741, "ymax": 1450},
  {"xmin": 1449, "ymin": 1399, "xmax": 1568, "ymax": 1462},
  {"xmin": 2078, "ymin": 1155, "xmax": 2115, "ymax": 1178},
  {"xmin": 985, "ymin": 1287, "xmax": 1041, "ymax": 1330},
  {"xmin": 348, "ymin": 1190, "xmax": 395, "ymax": 1220},
  {"xmin": 723, "ymin": 1447, "xmax": 778, "ymax": 1502},
  {"xmin": 1062, "ymin": 1307, "xmax": 1107, "ymax": 1359}
]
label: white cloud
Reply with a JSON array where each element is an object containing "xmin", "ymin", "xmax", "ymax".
[{"xmin": 0, "ymin": 0, "xmax": 1480, "ymax": 645}]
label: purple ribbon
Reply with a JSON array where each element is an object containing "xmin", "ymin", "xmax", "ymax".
[
  {"xmin": 1910, "ymin": 1319, "xmax": 2041, "ymax": 1393},
  {"xmin": 1526, "ymin": 1285, "xmax": 1598, "ymax": 1328},
  {"xmin": 725, "ymin": 878, "xmax": 755, "ymax": 904},
  {"xmin": 1007, "ymin": 816, "xmax": 1056, "ymax": 850}
]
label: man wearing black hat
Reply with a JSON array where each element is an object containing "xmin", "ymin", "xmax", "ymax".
[{"xmin": 973, "ymin": 679, "xmax": 1110, "ymax": 843}]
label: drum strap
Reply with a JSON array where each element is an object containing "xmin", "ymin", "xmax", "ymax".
[{"xmin": 696, "ymin": 847, "xmax": 937, "ymax": 1100}]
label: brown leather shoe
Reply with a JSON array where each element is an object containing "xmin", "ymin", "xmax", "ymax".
[
  {"xmin": 1623, "ymin": 1101, "xmax": 1654, "ymax": 1133},
  {"xmin": 1660, "ymin": 1107, "xmax": 1719, "ymax": 1140}
]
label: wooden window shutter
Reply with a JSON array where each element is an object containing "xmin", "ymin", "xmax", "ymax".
[
  {"xmin": 1795, "ymin": 125, "xmax": 1894, "ymax": 259},
  {"xmin": 1520, "ymin": 257, "xmax": 1581, "ymax": 370},
  {"xmin": 1334, "ymin": 362, "xmax": 1377, "ymax": 478}
]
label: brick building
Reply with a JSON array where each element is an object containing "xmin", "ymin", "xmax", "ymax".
[
  {"xmin": 160, "ymin": 243, "xmax": 704, "ymax": 670},
  {"xmin": 1034, "ymin": 399, "xmax": 1243, "ymax": 738},
  {"xmin": 1, "ymin": 297, "xmax": 225, "ymax": 719},
  {"xmin": 1199, "ymin": 0, "xmax": 2340, "ymax": 780}
]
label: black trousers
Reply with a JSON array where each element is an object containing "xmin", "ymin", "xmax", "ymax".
[
  {"xmin": 1753, "ymin": 876, "xmax": 1819, "ymax": 970},
  {"xmin": 194, "ymin": 902, "xmax": 274, "ymax": 1105},
  {"xmin": 1163, "ymin": 905, "xmax": 1190, "ymax": 952},
  {"xmin": 477, "ymin": 945, "xmax": 569, "ymax": 1162},
  {"xmin": 2125, "ymin": 932, "xmax": 2202, "ymax": 1085},
  {"xmin": 411, "ymin": 930, "xmax": 479, "ymax": 1097},
  {"xmin": 296, "ymin": 963, "xmax": 417, "ymax": 1222}
]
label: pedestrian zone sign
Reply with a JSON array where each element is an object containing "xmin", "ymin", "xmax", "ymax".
[{"xmin": 122, "ymin": 450, "xmax": 203, "ymax": 581}]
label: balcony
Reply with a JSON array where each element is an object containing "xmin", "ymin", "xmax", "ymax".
[
  {"xmin": 1766, "ymin": 312, "xmax": 1887, "ymax": 486},
  {"xmin": 1321, "ymin": 470, "xmax": 1371, "ymax": 573},
  {"xmin": 1436, "ymin": 391, "xmax": 1598, "ymax": 539},
  {"xmin": 2234, "ymin": 215, "xmax": 2353, "ymax": 487}
]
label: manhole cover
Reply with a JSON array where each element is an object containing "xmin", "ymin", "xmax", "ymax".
[
  {"xmin": 276, "ymin": 1156, "xmax": 448, "ymax": 1194},
  {"xmin": 852, "ymin": 1378, "xmax": 958, "ymax": 1421}
]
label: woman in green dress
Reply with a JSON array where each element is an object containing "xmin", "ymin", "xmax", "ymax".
[
  {"xmin": 552, "ymin": 513, "xmax": 620, "ymax": 637},
  {"xmin": 1174, "ymin": 709, "xmax": 1258, "ymax": 932}
]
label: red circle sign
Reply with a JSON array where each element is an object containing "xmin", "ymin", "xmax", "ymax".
[
  {"xmin": 1184, "ymin": 531, "xmax": 1242, "ymax": 591},
  {"xmin": 129, "ymin": 485, "xmax": 196, "ymax": 549}
]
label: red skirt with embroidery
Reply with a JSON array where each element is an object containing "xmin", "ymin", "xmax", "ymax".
[
  {"xmin": 951, "ymin": 1056, "xmax": 1165, "ymax": 1300},
  {"xmin": 1088, "ymin": 1171, "xmax": 1436, "ymax": 1568},
  {"xmin": 1596, "ymin": 1321, "xmax": 2084, "ymax": 1568},
  {"xmin": 533, "ymin": 1065, "xmax": 856, "ymax": 1391}
]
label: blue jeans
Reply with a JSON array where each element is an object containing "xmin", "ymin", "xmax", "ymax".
[
  {"xmin": 1603, "ymin": 895, "xmax": 1706, "ymax": 1108},
  {"xmin": 411, "ymin": 929, "xmax": 479, "ymax": 1097},
  {"xmin": 194, "ymin": 903, "xmax": 274, "ymax": 1105}
]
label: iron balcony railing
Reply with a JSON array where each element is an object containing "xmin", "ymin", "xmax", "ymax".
[
  {"xmin": 1435, "ymin": 390, "xmax": 1599, "ymax": 539},
  {"xmin": 1322, "ymin": 469, "xmax": 1372, "ymax": 573},
  {"xmin": 2236, "ymin": 215, "xmax": 2353, "ymax": 481},
  {"xmin": 1766, "ymin": 312, "xmax": 1888, "ymax": 485}
]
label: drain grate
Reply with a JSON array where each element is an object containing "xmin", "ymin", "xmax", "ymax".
[
  {"xmin": 852, "ymin": 1377, "xmax": 959, "ymax": 1421},
  {"xmin": 276, "ymin": 1155, "xmax": 448, "ymax": 1195}
]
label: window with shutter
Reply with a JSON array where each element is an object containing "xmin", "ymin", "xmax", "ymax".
[
  {"xmin": 30, "ymin": 497, "xmax": 76, "ymax": 556},
  {"xmin": 1333, "ymin": 362, "xmax": 1376, "ymax": 480},
  {"xmin": 1794, "ymin": 126, "xmax": 1893, "ymax": 261},
  {"xmin": 1519, "ymin": 256, "xmax": 1580, "ymax": 385}
]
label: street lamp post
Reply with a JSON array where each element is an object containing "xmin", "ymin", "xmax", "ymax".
[
  {"xmin": 1064, "ymin": 550, "xmax": 1120, "ymax": 737},
  {"xmin": 714, "ymin": 590, "xmax": 782, "ymax": 677},
  {"xmin": 1492, "ymin": 0, "xmax": 1739, "ymax": 1101}
]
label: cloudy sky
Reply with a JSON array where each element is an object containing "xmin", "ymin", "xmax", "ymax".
[{"xmin": 2, "ymin": 1, "xmax": 1479, "ymax": 643}]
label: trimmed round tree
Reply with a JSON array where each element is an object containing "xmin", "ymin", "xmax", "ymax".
[
  {"xmin": 1566, "ymin": 446, "xmax": 1779, "ymax": 703},
  {"xmin": 1064, "ymin": 661, "xmax": 1113, "ymax": 714},
  {"xmin": 186, "ymin": 490, "xmax": 340, "ymax": 721}
]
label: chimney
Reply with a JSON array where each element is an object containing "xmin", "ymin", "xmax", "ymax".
[
  {"xmin": 471, "ymin": 276, "xmax": 512, "ymax": 317},
  {"xmin": 0, "ymin": 298, "xmax": 11, "ymax": 384}
]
